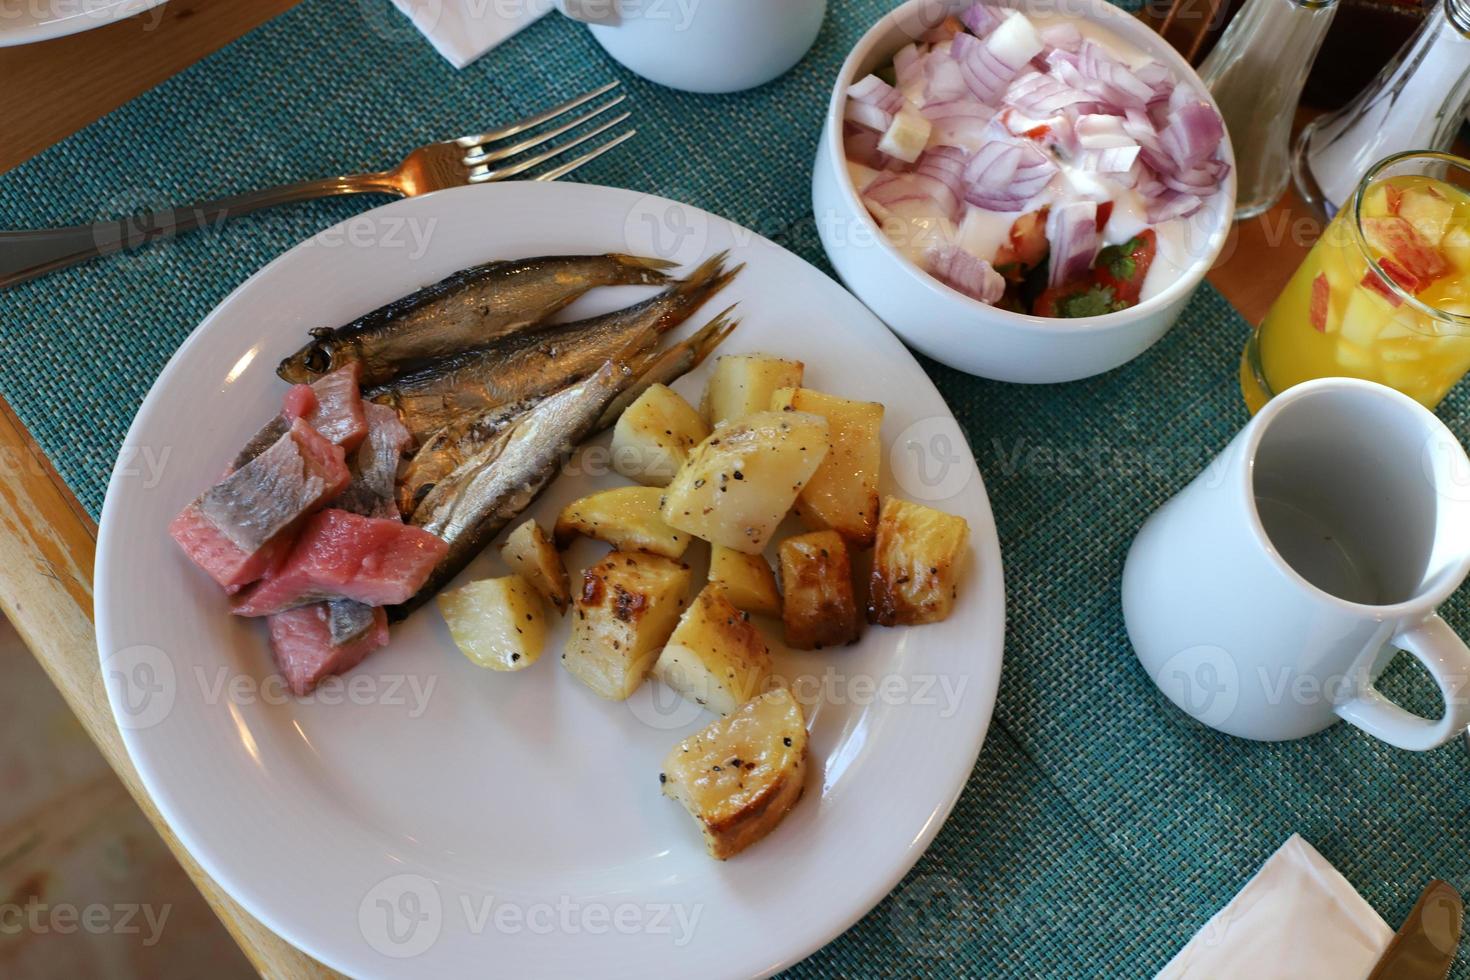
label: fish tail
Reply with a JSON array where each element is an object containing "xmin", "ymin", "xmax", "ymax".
[
  {"xmin": 612, "ymin": 253, "xmax": 680, "ymax": 280},
  {"xmin": 686, "ymin": 305, "xmax": 740, "ymax": 368},
  {"xmin": 674, "ymin": 250, "xmax": 731, "ymax": 291},
  {"xmin": 650, "ymin": 252, "xmax": 742, "ymax": 335}
]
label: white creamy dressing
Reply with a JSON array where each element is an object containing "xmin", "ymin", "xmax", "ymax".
[{"xmin": 858, "ymin": 13, "xmax": 1210, "ymax": 303}]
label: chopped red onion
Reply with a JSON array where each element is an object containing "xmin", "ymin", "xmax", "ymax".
[
  {"xmin": 1075, "ymin": 41, "xmax": 1154, "ymax": 110},
  {"xmin": 963, "ymin": 139, "xmax": 1056, "ymax": 210},
  {"xmin": 1075, "ymin": 145, "xmax": 1140, "ymax": 173},
  {"xmin": 920, "ymin": 98, "xmax": 997, "ymax": 144},
  {"xmin": 927, "ymin": 245, "xmax": 1006, "ymax": 303},
  {"xmin": 915, "ymin": 144, "xmax": 970, "ymax": 203},
  {"xmin": 1046, "ymin": 201, "xmax": 1100, "ymax": 288},
  {"xmin": 894, "ymin": 43, "xmax": 924, "ymax": 91},
  {"xmin": 1075, "ymin": 113, "xmax": 1134, "ymax": 148},
  {"xmin": 923, "ymin": 49, "xmax": 971, "ymax": 102},
  {"xmin": 1148, "ymin": 192, "xmax": 1204, "ymax": 223},
  {"xmin": 865, "ymin": 171, "xmax": 963, "ymax": 224},
  {"xmin": 959, "ymin": 1, "xmax": 1004, "ymax": 39},
  {"xmin": 1039, "ymin": 22, "xmax": 1083, "ymax": 52},
  {"xmin": 844, "ymin": 124, "xmax": 903, "ymax": 172},
  {"xmin": 1159, "ymin": 92, "xmax": 1225, "ymax": 171},
  {"xmin": 845, "ymin": 100, "xmax": 893, "ymax": 132},
  {"xmin": 1007, "ymin": 71, "xmax": 1094, "ymax": 117},
  {"xmin": 850, "ymin": 74, "xmax": 906, "ymax": 114}
]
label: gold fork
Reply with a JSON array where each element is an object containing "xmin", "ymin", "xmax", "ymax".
[{"xmin": 0, "ymin": 82, "xmax": 632, "ymax": 290}]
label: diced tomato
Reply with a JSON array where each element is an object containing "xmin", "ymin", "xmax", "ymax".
[
  {"xmin": 1022, "ymin": 123, "xmax": 1050, "ymax": 139},
  {"xmin": 1091, "ymin": 230, "xmax": 1157, "ymax": 305},
  {"xmin": 1309, "ymin": 273, "xmax": 1330, "ymax": 332},
  {"xmin": 1359, "ymin": 268, "xmax": 1404, "ymax": 307},
  {"xmin": 1033, "ymin": 281, "xmax": 1130, "ymax": 318},
  {"xmin": 1361, "ymin": 216, "xmax": 1450, "ymax": 291},
  {"xmin": 1095, "ymin": 201, "xmax": 1115, "ymax": 234},
  {"xmin": 1385, "ymin": 185, "xmax": 1403, "ymax": 216},
  {"xmin": 994, "ymin": 207, "xmax": 1050, "ymax": 277}
]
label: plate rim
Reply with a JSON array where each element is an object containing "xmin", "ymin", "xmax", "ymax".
[
  {"xmin": 94, "ymin": 181, "xmax": 1007, "ymax": 977},
  {"xmin": 0, "ymin": 0, "xmax": 169, "ymax": 47}
]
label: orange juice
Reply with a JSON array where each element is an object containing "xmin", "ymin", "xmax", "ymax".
[{"xmin": 1241, "ymin": 155, "xmax": 1470, "ymax": 412}]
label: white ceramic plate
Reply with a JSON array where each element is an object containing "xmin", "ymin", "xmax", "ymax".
[
  {"xmin": 95, "ymin": 182, "xmax": 1005, "ymax": 978},
  {"xmin": 0, "ymin": 0, "xmax": 167, "ymax": 46}
]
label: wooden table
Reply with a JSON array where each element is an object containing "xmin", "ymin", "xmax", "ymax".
[{"xmin": 0, "ymin": 3, "xmax": 1313, "ymax": 975}]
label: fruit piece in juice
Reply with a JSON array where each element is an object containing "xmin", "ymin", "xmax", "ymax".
[
  {"xmin": 1335, "ymin": 339, "xmax": 1375, "ymax": 371},
  {"xmin": 1339, "ymin": 286, "xmax": 1397, "ymax": 347},
  {"xmin": 1443, "ymin": 226, "xmax": 1470, "ymax": 272},
  {"xmin": 1362, "ymin": 216, "xmax": 1450, "ymax": 290},
  {"xmin": 1397, "ymin": 185, "xmax": 1454, "ymax": 246},
  {"xmin": 1310, "ymin": 274, "xmax": 1331, "ymax": 332}
]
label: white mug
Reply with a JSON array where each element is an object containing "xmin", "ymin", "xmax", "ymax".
[
  {"xmin": 556, "ymin": 0, "xmax": 826, "ymax": 94},
  {"xmin": 1122, "ymin": 377, "xmax": 1470, "ymax": 750}
]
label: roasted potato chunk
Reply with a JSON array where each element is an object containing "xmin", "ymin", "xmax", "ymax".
[
  {"xmin": 701, "ymin": 354, "xmax": 804, "ymax": 427},
  {"xmin": 437, "ymin": 574, "xmax": 546, "ymax": 671},
  {"xmin": 868, "ymin": 497, "xmax": 970, "ymax": 626},
  {"xmin": 652, "ymin": 585, "xmax": 773, "ymax": 716},
  {"xmin": 708, "ymin": 545, "xmax": 782, "ymax": 617},
  {"xmin": 661, "ymin": 686, "xmax": 808, "ymax": 859},
  {"xmin": 564, "ymin": 551, "xmax": 692, "ymax": 700},
  {"xmin": 661, "ymin": 410, "xmax": 829, "ymax": 555},
  {"xmin": 771, "ymin": 387, "xmax": 884, "ymax": 547},
  {"xmin": 555, "ymin": 486, "xmax": 690, "ymax": 559},
  {"xmin": 611, "ymin": 383, "xmax": 711, "ymax": 487},
  {"xmin": 778, "ymin": 530, "xmax": 860, "ymax": 649},
  {"xmin": 499, "ymin": 519, "xmax": 570, "ymax": 615}
]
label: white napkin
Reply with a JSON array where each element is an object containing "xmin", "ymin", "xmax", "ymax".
[
  {"xmin": 390, "ymin": 0, "xmax": 556, "ymax": 69},
  {"xmin": 1158, "ymin": 835, "xmax": 1394, "ymax": 980}
]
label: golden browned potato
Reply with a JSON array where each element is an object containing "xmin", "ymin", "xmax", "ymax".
[
  {"xmin": 771, "ymin": 387, "xmax": 884, "ymax": 547},
  {"xmin": 563, "ymin": 551, "xmax": 692, "ymax": 700},
  {"xmin": 499, "ymin": 519, "xmax": 570, "ymax": 615},
  {"xmin": 868, "ymin": 497, "xmax": 971, "ymax": 626},
  {"xmin": 661, "ymin": 410, "xmax": 829, "ymax": 554},
  {"xmin": 555, "ymin": 486, "xmax": 691, "ymax": 560},
  {"xmin": 661, "ymin": 686, "xmax": 808, "ymax": 859},
  {"xmin": 777, "ymin": 530, "xmax": 860, "ymax": 650},
  {"xmin": 652, "ymin": 585, "xmax": 773, "ymax": 716},
  {"xmin": 611, "ymin": 383, "xmax": 710, "ymax": 486},
  {"xmin": 708, "ymin": 545, "xmax": 782, "ymax": 617},
  {"xmin": 701, "ymin": 354, "xmax": 804, "ymax": 427}
]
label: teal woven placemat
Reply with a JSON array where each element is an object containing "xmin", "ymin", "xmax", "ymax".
[{"xmin": 4, "ymin": 0, "xmax": 1470, "ymax": 974}]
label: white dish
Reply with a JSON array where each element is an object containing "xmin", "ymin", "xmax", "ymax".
[
  {"xmin": 0, "ymin": 0, "xmax": 167, "ymax": 46},
  {"xmin": 555, "ymin": 0, "xmax": 826, "ymax": 94},
  {"xmin": 95, "ymin": 182, "xmax": 1006, "ymax": 978},
  {"xmin": 811, "ymin": 0, "xmax": 1237, "ymax": 384}
]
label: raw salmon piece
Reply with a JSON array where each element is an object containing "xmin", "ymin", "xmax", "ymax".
[
  {"xmin": 267, "ymin": 602, "xmax": 389, "ymax": 695},
  {"xmin": 231, "ymin": 509, "xmax": 448, "ymax": 616},
  {"xmin": 170, "ymin": 419, "xmax": 349, "ymax": 590},
  {"xmin": 231, "ymin": 364, "xmax": 369, "ymax": 472}
]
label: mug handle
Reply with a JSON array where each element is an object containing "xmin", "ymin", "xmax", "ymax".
[{"xmin": 1335, "ymin": 615, "xmax": 1470, "ymax": 751}]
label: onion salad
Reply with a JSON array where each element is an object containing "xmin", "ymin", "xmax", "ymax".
[{"xmin": 843, "ymin": 2, "xmax": 1229, "ymax": 318}]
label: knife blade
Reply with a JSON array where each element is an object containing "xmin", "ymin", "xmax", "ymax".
[{"xmin": 1367, "ymin": 879, "xmax": 1463, "ymax": 980}]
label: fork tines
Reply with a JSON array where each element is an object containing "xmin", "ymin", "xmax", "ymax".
[{"xmin": 458, "ymin": 81, "xmax": 634, "ymax": 184}]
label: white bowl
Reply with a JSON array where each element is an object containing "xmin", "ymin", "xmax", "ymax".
[{"xmin": 811, "ymin": 0, "xmax": 1237, "ymax": 383}]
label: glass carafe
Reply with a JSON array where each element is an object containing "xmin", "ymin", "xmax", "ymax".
[
  {"xmin": 1293, "ymin": 0, "xmax": 1470, "ymax": 221},
  {"xmin": 1199, "ymin": 0, "xmax": 1341, "ymax": 221}
]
